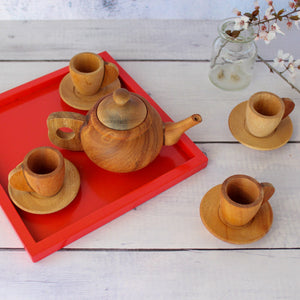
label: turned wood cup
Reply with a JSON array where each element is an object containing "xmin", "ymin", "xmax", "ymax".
[
  {"xmin": 69, "ymin": 52, "xmax": 119, "ymax": 96},
  {"xmin": 245, "ymin": 91, "xmax": 295, "ymax": 137},
  {"xmin": 219, "ymin": 174, "xmax": 275, "ymax": 227},
  {"xmin": 8, "ymin": 147, "xmax": 65, "ymax": 197}
]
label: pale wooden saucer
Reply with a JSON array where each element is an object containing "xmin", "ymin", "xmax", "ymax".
[
  {"xmin": 200, "ymin": 185, "xmax": 273, "ymax": 244},
  {"xmin": 229, "ymin": 101, "xmax": 293, "ymax": 150},
  {"xmin": 59, "ymin": 73, "xmax": 121, "ymax": 111},
  {"xmin": 8, "ymin": 159, "xmax": 80, "ymax": 214}
]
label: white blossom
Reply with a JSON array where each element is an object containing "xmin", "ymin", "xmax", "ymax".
[
  {"xmin": 264, "ymin": 6, "xmax": 274, "ymax": 20},
  {"xmin": 265, "ymin": 31, "xmax": 276, "ymax": 44},
  {"xmin": 287, "ymin": 56, "xmax": 300, "ymax": 79},
  {"xmin": 255, "ymin": 30, "xmax": 267, "ymax": 41},
  {"xmin": 273, "ymin": 51, "xmax": 300, "ymax": 79},
  {"xmin": 270, "ymin": 23, "xmax": 285, "ymax": 35},
  {"xmin": 294, "ymin": 59, "xmax": 300, "ymax": 67},
  {"xmin": 233, "ymin": 16, "xmax": 250, "ymax": 30},
  {"xmin": 263, "ymin": 23, "xmax": 285, "ymax": 44},
  {"xmin": 273, "ymin": 50, "xmax": 290, "ymax": 69}
]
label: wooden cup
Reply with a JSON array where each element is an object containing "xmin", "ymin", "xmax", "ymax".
[
  {"xmin": 245, "ymin": 91, "xmax": 295, "ymax": 137},
  {"xmin": 219, "ymin": 174, "xmax": 275, "ymax": 227},
  {"xmin": 69, "ymin": 52, "xmax": 119, "ymax": 96},
  {"xmin": 8, "ymin": 147, "xmax": 65, "ymax": 197}
]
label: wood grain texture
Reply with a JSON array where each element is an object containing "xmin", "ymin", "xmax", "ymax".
[
  {"xmin": 81, "ymin": 94, "xmax": 164, "ymax": 172},
  {"xmin": 0, "ymin": 19, "xmax": 300, "ymax": 299},
  {"xmin": 59, "ymin": 73, "xmax": 121, "ymax": 110},
  {"xmin": 69, "ymin": 52, "xmax": 105, "ymax": 95},
  {"xmin": 200, "ymin": 184, "xmax": 273, "ymax": 244},
  {"xmin": 0, "ymin": 20, "xmax": 299, "ymax": 61},
  {"xmin": 245, "ymin": 91, "xmax": 294, "ymax": 138},
  {"xmin": 282, "ymin": 97, "xmax": 296, "ymax": 120},
  {"xmin": 8, "ymin": 159, "xmax": 80, "ymax": 214},
  {"xmin": 48, "ymin": 88, "xmax": 201, "ymax": 172},
  {"xmin": 229, "ymin": 101, "xmax": 294, "ymax": 150},
  {"xmin": 97, "ymin": 88, "xmax": 148, "ymax": 130},
  {"xmin": 1, "ymin": 143, "xmax": 300, "ymax": 250},
  {"xmin": 8, "ymin": 164, "xmax": 34, "ymax": 193},
  {"xmin": 58, "ymin": 143, "xmax": 300, "ymax": 249},
  {"xmin": 219, "ymin": 175, "xmax": 273, "ymax": 227},
  {"xmin": 1, "ymin": 61, "xmax": 299, "ymax": 142},
  {"xmin": 47, "ymin": 112, "xmax": 86, "ymax": 151},
  {"xmin": 102, "ymin": 62, "xmax": 119, "ymax": 88},
  {"xmin": 163, "ymin": 114, "xmax": 202, "ymax": 146},
  {"xmin": 0, "ymin": 0, "xmax": 289, "ymax": 20},
  {"xmin": 0, "ymin": 250, "xmax": 299, "ymax": 300}
]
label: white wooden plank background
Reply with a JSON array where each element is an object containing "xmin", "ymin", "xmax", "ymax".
[
  {"xmin": 0, "ymin": 143, "xmax": 299, "ymax": 250},
  {"xmin": 0, "ymin": 19, "xmax": 299, "ymax": 299},
  {"xmin": 0, "ymin": 0, "xmax": 290, "ymax": 20},
  {"xmin": 0, "ymin": 20, "xmax": 299, "ymax": 61},
  {"xmin": 0, "ymin": 250, "xmax": 299, "ymax": 300},
  {"xmin": 0, "ymin": 60, "xmax": 299, "ymax": 142}
]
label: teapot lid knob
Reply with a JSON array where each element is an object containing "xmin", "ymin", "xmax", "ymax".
[
  {"xmin": 113, "ymin": 88, "xmax": 131, "ymax": 106},
  {"xmin": 97, "ymin": 88, "xmax": 147, "ymax": 130}
]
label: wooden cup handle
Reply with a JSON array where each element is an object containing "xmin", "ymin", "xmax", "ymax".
[
  {"xmin": 101, "ymin": 62, "xmax": 119, "ymax": 88},
  {"xmin": 8, "ymin": 164, "xmax": 34, "ymax": 192},
  {"xmin": 47, "ymin": 112, "xmax": 86, "ymax": 151},
  {"xmin": 282, "ymin": 98, "xmax": 295, "ymax": 119},
  {"xmin": 261, "ymin": 182, "xmax": 275, "ymax": 204}
]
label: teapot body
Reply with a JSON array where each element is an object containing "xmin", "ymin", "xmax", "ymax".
[
  {"xmin": 47, "ymin": 88, "xmax": 202, "ymax": 173},
  {"xmin": 81, "ymin": 98, "xmax": 164, "ymax": 173}
]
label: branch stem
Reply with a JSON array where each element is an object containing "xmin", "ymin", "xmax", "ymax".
[
  {"xmin": 257, "ymin": 54, "xmax": 300, "ymax": 94},
  {"xmin": 252, "ymin": 8, "xmax": 300, "ymax": 26}
]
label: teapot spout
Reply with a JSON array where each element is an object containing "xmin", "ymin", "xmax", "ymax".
[{"xmin": 163, "ymin": 114, "xmax": 202, "ymax": 146}]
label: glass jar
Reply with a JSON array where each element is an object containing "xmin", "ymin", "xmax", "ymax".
[{"xmin": 208, "ymin": 18, "xmax": 257, "ymax": 91}]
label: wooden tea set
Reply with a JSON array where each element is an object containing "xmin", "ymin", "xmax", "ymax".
[
  {"xmin": 7, "ymin": 52, "xmax": 202, "ymax": 212},
  {"xmin": 200, "ymin": 89, "xmax": 295, "ymax": 244},
  {"xmin": 7, "ymin": 52, "xmax": 296, "ymax": 245}
]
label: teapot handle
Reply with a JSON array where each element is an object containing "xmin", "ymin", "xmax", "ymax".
[{"xmin": 47, "ymin": 112, "xmax": 86, "ymax": 151}]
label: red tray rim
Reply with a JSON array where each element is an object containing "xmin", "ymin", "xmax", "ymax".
[{"xmin": 0, "ymin": 51, "xmax": 208, "ymax": 262}]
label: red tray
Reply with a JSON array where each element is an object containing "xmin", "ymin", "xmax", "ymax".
[{"xmin": 0, "ymin": 51, "xmax": 208, "ymax": 262}]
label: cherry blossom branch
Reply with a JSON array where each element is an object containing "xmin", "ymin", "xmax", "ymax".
[
  {"xmin": 257, "ymin": 54, "xmax": 300, "ymax": 94},
  {"xmin": 231, "ymin": 1, "xmax": 300, "ymax": 43},
  {"xmin": 250, "ymin": 7, "xmax": 300, "ymax": 26},
  {"xmin": 211, "ymin": 40, "xmax": 229, "ymax": 67}
]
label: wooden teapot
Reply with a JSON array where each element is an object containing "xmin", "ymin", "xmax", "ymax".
[{"xmin": 47, "ymin": 88, "xmax": 202, "ymax": 173}]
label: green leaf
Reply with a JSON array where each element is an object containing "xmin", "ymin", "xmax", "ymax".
[
  {"xmin": 278, "ymin": 9, "xmax": 285, "ymax": 16},
  {"xmin": 290, "ymin": 15, "xmax": 300, "ymax": 20}
]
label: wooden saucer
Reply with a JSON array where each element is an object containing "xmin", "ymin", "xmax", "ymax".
[
  {"xmin": 200, "ymin": 185, "xmax": 273, "ymax": 244},
  {"xmin": 59, "ymin": 73, "xmax": 121, "ymax": 111},
  {"xmin": 229, "ymin": 101, "xmax": 293, "ymax": 150},
  {"xmin": 8, "ymin": 159, "xmax": 80, "ymax": 214}
]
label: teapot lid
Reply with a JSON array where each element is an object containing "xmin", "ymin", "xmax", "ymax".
[{"xmin": 97, "ymin": 88, "xmax": 147, "ymax": 130}]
